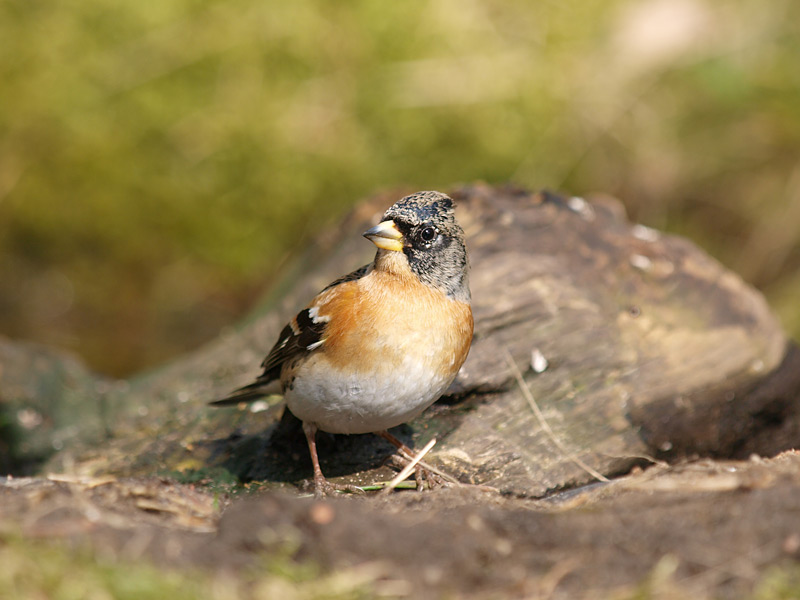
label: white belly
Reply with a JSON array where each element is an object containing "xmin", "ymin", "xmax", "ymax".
[{"xmin": 285, "ymin": 354, "xmax": 455, "ymax": 434}]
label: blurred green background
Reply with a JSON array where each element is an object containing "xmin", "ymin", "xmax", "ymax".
[{"xmin": 1, "ymin": 0, "xmax": 799, "ymax": 377}]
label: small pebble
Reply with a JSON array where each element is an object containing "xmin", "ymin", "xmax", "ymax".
[{"xmin": 531, "ymin": 348, "xmax": 549, "ymax": 373}]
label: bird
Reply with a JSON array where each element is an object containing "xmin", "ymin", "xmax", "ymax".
[{"xmin": 212, "ymin": 191, "xmax": 473, "ymax": 496}]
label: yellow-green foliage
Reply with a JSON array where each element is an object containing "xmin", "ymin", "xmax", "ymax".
[
  {"xmin": 2, "ymin": 0, "xmax": 799, "ymax": 374},
  {"xmin": 2, "ymin": 533, "xmax": 799, "ymax": 600},
  {"xmin": 0, "ymin": 535, "xmax": 375, "ymax": 600}
]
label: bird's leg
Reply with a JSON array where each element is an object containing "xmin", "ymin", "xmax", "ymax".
[
  {"xmin": 302, "ymin": 421, "xmax": 365, "ymax": 497},
  {"xmin": 377, "ymin": 430, "xmax": 458, "ymax": 488},
  {"xmin": 302, "ymin": 422, "xmax": 328, "ymax": 496}
]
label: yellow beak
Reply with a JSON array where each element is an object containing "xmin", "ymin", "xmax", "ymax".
[{"xmin": 363, "ymin": 220, "xmax": 404, "ymax": 252}]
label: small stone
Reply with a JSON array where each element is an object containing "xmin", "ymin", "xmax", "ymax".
[
  {"xmin": 309, "ymin": 502, "xmax": 335, "ymax": 525},
  {"xmin": 531, "ymin": 348, "xmax": 549, "ymax": 373}
]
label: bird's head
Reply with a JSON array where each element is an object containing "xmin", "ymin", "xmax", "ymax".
[{"xmin": 363, "ymin": 191, "xmax": 470, "ymax": 302}]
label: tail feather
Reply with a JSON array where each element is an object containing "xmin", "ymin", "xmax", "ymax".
[{"xmin": 210, "ymin": 377, "xmax": 281, "ymax": 406}]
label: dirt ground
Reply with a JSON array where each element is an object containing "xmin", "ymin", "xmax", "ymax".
[
  {"xmin": 3, "ymin": 451, "xmax": 800, "ymax": 599},
  {"xmin": 3, "ymin": 187, "xmax": 800, "ymax": 598}
]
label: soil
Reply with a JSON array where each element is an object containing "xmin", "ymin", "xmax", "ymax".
[
  {"xmin": 3, "ymin": 185, "xmax": 800, "ymax": 598},
  {"xmin": 3, "ymin": 451, "xmax": 800, "ymax": 599}
]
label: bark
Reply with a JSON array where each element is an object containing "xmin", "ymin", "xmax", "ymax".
[{"xmin": 3, "ymin": 184, "xmax": 798, "ymax": 497}]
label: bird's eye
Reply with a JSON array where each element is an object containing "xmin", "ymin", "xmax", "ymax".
[{"xmin": 419, "ymin": 226, "xmax": 438, "ymax": 243}]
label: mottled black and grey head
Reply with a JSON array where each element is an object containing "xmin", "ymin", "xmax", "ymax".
[{"xmin": 363, "ymin": 191, "xmax": 471, "ymax": 302}]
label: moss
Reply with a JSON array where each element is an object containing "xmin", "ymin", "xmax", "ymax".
[
  {"xmin": 1, "ymin": 0, "xmax": 799, "ymax": 376},
  {"xmin": 0, "ymin": 534, "xmax": 375, "ymax": 600}
]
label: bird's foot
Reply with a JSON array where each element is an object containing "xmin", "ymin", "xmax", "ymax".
[
  {"xmin": 377, "ymin": 430, "xmax": 459, "ymax": 490},
  {"xmin": 305, "ymin": 474, "xmax": 366, "ymax": 498},
  {"xmin": 385, "ymin": 454, "xmax": 448, "ymax": 490}
]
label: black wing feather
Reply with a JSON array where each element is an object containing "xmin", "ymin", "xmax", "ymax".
[
  {"xmin": 259, "ymin": 309, "xmax": 326, "ymax": 377},
  {"xmin": 211, "ymin": 264, "xmax": 371, "ymax": 406},
  {"xmin": 320, "ymin": 263, "xmax": 370, "ymax": 292}
]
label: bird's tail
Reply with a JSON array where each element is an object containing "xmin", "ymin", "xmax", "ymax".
[{"xmin": 210, "ymin": 377, "xmax": 281, "ymax": 406}]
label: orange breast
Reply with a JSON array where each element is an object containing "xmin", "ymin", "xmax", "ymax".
[{"xmin": 311, "ymin": 264, "xmax": 473, "ymax": 379}]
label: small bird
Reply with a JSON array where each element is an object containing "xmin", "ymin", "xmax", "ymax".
[{"xmin": 213, "ymin": 191, "xmax": 473, "ymax": 495}]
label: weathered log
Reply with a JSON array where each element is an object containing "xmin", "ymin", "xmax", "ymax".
[
  {"xmin": 4, "ymin": 184, "xmax": 798, "ymax": 497},
  {"xmin": 0, "ymin": 337, "xmax": 109, "ymax": 474}
]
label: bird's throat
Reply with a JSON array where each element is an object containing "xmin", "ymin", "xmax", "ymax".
[{"xmin": 372, "ymin": 249, "xmax": 416, "ymax": 281}]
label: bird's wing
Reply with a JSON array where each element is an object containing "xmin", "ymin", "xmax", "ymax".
[
  {"xmin": 211, "ymin": 263, "xmax": 371, "ymax": 405},
  {"xmin": 319, "ymin": 263, "xmax": 370, "ymax": 292}
]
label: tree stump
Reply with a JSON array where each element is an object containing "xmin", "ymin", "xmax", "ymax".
[{"xmin": 4, "ymin": 184, "xmax": 798, "ymax": 497}]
